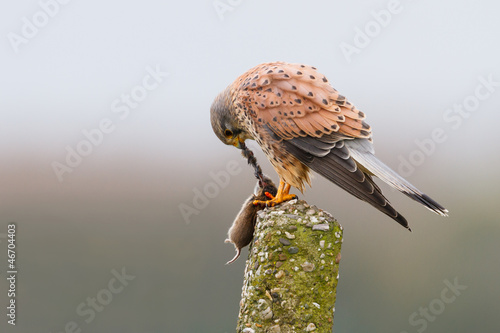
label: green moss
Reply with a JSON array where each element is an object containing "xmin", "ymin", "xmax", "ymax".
[{"xmin": 236, "ymin": 200, "xmax": 343, "ymax": 333}]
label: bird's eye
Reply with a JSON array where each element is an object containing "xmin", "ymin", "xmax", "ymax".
[{"xmin": 224, "ymin": 129, "xmax": 233, "ymax": 138}]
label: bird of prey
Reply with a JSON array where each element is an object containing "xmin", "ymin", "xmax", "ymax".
[{"xmin": 210, "ymin": 62, "xmax": 448, "ymax": 230}]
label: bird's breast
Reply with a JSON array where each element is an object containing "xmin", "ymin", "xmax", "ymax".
[{"xmin": 252, "ymin": 125, "xmax": 311, "ymax": 192}]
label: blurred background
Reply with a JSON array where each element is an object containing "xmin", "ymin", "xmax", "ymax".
[{"xmin": 1, "ymin": 0, "xmax": 499, "ymax": 332}]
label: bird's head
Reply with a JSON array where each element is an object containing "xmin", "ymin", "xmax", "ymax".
[{"xmin": 210, "ymin": 87, "xmax": 250, "ymax": 149}]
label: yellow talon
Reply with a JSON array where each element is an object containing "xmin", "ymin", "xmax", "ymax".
[{"xmin": 253, "ymin": 180, "xmax": 297, "ymax": 207}]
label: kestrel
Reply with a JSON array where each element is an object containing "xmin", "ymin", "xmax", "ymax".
[{"xmin": 210, "ymin": 62, "xmax": 448, "ymax": 229}]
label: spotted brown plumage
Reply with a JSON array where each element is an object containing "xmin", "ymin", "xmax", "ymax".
[{"xmin": 210, "ymin": 61, "xmax": 448, "ymax": 230}]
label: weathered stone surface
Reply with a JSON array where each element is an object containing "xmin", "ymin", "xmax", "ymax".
[{"xmin": 236, "ymin": 200, "xmax": 343, "ymax": 333}]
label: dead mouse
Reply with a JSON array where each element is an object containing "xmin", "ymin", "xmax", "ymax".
[{"xmin": 225, "ymin": 175, "xmax": 277, "ymax": 264}]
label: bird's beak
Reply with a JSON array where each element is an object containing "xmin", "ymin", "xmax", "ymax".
[{"xmin": 232, "ymin": 136, "xmax": 245, "ymax": 149}]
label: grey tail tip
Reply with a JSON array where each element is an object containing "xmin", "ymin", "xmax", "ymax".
[
  {"xmin": 395, "ymin": 194, "xmax": 449, "ymax": 232},
  {"xmin": 419, "ymin": 193, "xmax": 449, "ymax": 217}
]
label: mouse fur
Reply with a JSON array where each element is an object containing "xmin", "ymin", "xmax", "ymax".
[{"xmin": 225, "ymin": 176, "xmax": 277, "ymax": 264}]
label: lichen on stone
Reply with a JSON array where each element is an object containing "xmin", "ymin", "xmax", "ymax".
[{"xmin": 236, "ymin": 200, "xmax": 343, "ymax": 333}]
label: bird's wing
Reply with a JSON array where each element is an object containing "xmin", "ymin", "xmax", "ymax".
[
  {"xmin": 274, "ymin": 130, "xmax": 410, "ymax": 229},
  {"xmin": 234, "ymin": 62, "xmax": 371, "ymax": 140},
  {"xmin": 234, "ymin": 62, "xmax": 410, "ymax": 229}
]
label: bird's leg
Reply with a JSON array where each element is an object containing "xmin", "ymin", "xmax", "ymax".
[{"xmin": 253, "ymin": 179, "xmax": 297, "ymax": 207}]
